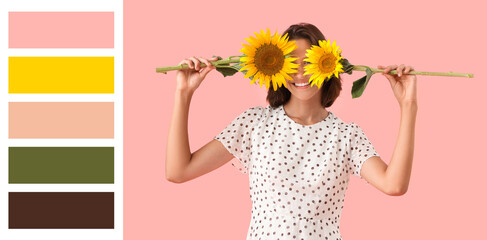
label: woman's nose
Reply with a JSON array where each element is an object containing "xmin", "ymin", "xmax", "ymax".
[{"xmin": 293, "ymin": 64, "xmax": 306, "ymax": 80}]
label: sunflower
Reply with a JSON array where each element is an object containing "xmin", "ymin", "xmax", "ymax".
[
  {"xmin": 303, "ymin": 39, "xmax": 344, "ymax": 88},
  {"xmin": 239, "ymin": 28, "xmax": 299, "ymax": 90}
]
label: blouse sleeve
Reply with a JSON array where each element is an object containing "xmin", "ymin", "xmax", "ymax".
[
  {"xmin": 348, "ymin": 123, "xmax": 380, "ymax": 179},
  {"xmin": 214, "ymin": 106, "xmax": 263, "ymax": 174}
]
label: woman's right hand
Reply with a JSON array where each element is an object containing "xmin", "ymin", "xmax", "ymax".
[{"xmin": 176, "ymin": 56, "xmax": 218, "ymax": 93}]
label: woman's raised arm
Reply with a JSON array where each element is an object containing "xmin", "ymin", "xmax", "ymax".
[
  {"xmin": 165, "ymin": 56, "xmax": 234, "ymax": 183},
  {"xmin": 360, "ymin": 64, "xmax": 418, "ymax": 195}
]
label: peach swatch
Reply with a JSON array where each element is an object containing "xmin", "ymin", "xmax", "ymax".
[{"xmin": 9, "ymin": 102, "xmax": 114, "ymax": 138}]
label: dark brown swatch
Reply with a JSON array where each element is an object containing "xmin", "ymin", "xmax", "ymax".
[{"xmin": 9, "ymin": 192, "xmax": 114, "ymax": 228}]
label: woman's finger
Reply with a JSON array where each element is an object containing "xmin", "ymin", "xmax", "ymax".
[
  {"xmin": 184, "ymin": 59, "xmax": 194, "ymax": 69},
  {"xmin": 186, "ymin": 59, "xmax": 197, "ymax": 70},
  {"xmin": 410, "ymin": 66, "xmax": 414, "ymax": 71},
  {"xmin": 189, "ymin": 56, "xmax": 201, "ymax": 71},
  {"xmin": 200, "ymin": 64, "xmax": 214, "ymax": 79},
  {"xmin": 404, "ymin": 65, "xmax": 411, "ymax": 74},
  {"xmin": 384, "ymin": 65, "xmax": 397, "ymax": 74},
  {"xmin": 198, "ymin": 57, "xmax": 212, "ymax": 69},
  {"xmin": 397, "ymin": 64, "xmax": 405, "ymax": 77}
]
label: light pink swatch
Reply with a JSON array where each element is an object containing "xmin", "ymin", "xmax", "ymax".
[
  {"xmin": 9, "ymin": 102, "xmax": 113, "ymax": 138},
  {"xmin": 9, "ymin": 12, "xmax": 114, "ymax": 48}
]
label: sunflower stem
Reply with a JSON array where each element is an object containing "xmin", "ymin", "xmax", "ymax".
[
  {"xmin": 352, "ymin": 65, "xmax": 474, "ymax": 78},
  {"xmin": 228, "ymin": 55, "xmax": 245, "ymax": 59},
  {"xmin": 156, "ymin": 56, "xmax": 244, "ymax": 74}
]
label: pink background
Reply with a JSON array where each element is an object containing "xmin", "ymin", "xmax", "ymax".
[{"xmin": 124, "ymin": 0, "xmax": 487, "ymax": 239}]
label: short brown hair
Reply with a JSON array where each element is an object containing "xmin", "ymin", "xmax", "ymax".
[{"xmin": 266, "ymin": 23, "xmax": 342, "ymax": 108}]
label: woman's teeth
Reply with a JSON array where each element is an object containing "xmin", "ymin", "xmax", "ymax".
[{"xmin": 294, "ymin": 82, "xmax": 310, "ymax": 87}]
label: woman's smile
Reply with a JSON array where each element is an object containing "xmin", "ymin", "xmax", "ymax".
[{"xmin": 290, "ymin": 81, "xmax": 311, "ymax": 89}]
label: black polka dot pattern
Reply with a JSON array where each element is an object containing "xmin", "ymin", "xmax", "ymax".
[{"xmin": 215, "ymin": 105, "xmax": 380, "ymax": 239}]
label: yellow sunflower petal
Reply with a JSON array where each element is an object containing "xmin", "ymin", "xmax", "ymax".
[
  {"xmin": 286, "ymin": 63, "xmax": 299, "ymax": 70},
  {"xmin": 265, "ymin": 28, "xmax": 271, "ymax": 44},
  {"xmin": 308, "ymin": 70, "xmax": 319, "ymax": 81},
  {"xmin": 316, "ymin": 74, "xmax": 327, "ymax": 87},
  {"xmin": 282, "ymin": 42, "xmax": 297, "ymax": 55},
  {"xmin": 247, "ymin": 36, "xmax": 260, "ymax": 47},
  {"xmin": 244, "ymin": 66, "xmax": 258, "ymax": 78},
  {"xmin": 281, "ymin": 78, "xmax": 288, "ymax": 88},
  {"xmin": 271, "ymin": 30, "xmax": 279, "ymax": 45},
  {"xmin": 282, "ymin": 32, "xmax": 289, "ymax": 41},
  {"xmin": 277, "ymin": 35, "xmax": 286, "ymax": 48},
  {"xmin": 255, "ymin": 31, "xmax": 264, "ymax": 43},
  {"xmin": 280, "ymin": 70, "xmax": 293, "ymax": 81},
  {"xmin": 261, "ymin": 74, "xmax": 268, "ymax": 88},
  {"xmin": 283, "ymin": 62, "xmax": 298, "ymax": 70},
  {"xmin": 318, "ymin": 40, "xmax": 326, "ymax": 49},
  {"xmin": 240, "ymin": 64, "xmax": 251, "ymax": 71},
  {"xmin": 254, "ymin": 72, "xmax": 261, "ymax": 87},
  {"xmin": 240, "ymin": 48, "xmax": 255, "ymax": 57},
  {"xmin": 240, "ymin": 56, "xmax": 252, "ymax": 63},
  {"xmin": 317, "ymin": 79, "xmax": 325, "ymax": 88},
  {"xmin": 304, "ymin": 69, "xmax": 314, "ymax": 77},
  {"xmin": 241, "ymin": 43, "xmax": 253, "ymax": 49},
  {"xmin": 265, "ymin": 75, "xmax": 271, "ymax": 89},
  {"xmin": 250, "ymin": 76, "xmax": 257, "ymax": 85},
  {"xmin": 276, "ymin": 73, "xmax": 285, "ymax": 87},
  {"xmin": 286, "ymin": 56, "xmax": 299, "ymax": 61},
  {"xmin": 272, "ymin": 76, "xmax": 278, "ymax": 90}
]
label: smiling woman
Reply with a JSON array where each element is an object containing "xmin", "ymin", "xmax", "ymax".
[
  {"xmin": 267, "ymin": 24, "xmax": 343, "ymax": 109},
  {"xmin": 284, "ymin": 39, "xmax": 324, "ymax": 103},
  {"xmin": 166, "ymin": 22, "xmax": 418, "ymax": 240}
]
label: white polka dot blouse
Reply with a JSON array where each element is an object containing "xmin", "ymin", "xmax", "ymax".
[{"xmin": 215, "ymin": 105, "xmax": 380, "ymax": 240}]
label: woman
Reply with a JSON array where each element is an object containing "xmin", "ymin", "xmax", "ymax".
[{"xmin": 166, "ymin": 23, "xmax": 417, "ymax": 240}]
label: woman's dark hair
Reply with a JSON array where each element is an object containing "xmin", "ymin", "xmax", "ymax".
[{"xmin": 266, "ymin": 23, "xmax": 342, "ymax": 108}]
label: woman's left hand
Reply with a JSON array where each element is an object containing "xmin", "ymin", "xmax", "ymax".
[{"xmin": 377, "ymin": 64, "xmax": 418, "ymax": 108}]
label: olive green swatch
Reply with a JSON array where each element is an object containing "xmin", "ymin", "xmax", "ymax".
[{"xmin": 9, "ymin": 147, "xmax": 114, "ymax": 183}]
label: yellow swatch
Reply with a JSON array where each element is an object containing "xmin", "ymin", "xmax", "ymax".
[{"xmin": 9, "ymin": 57, "xmax": 114, "ymax": 93}]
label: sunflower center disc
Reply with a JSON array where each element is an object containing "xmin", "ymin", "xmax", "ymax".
[
  {"xmin": 254, "ymin": 44, "xmax": 284, "ymax": 76},
  {"xmin": 318, "ymin": 52, "xmax": 337, "ymax": 74}
]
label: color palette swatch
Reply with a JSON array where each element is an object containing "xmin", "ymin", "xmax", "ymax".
[
  {"xmin": 9, "ymin": 192, "xmax": 114, "ymax": 228},
  {"xmin": 9, "ymin": 57, "xmax": 114, "ymax": 93},
  {"xmin": 9, "ymin": 12, "xmax": 114, "ymax": 48},
  {"xmin": 3, "ymin": 3, "xmax": 123, "ymax": 240},
  {"xmin": 9, "ymin": 147, "xmax": 114, "ymax": 183},
  {"xmin": 9, "ymin": 102, "xmax": 114, "ymax": 138}
]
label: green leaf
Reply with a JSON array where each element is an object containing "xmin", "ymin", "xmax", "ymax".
[
  {"xmin": 351, "ymin": 67, "xmax": 374, "ymax": 99},
  {"xmin": 211, "ymin": 55, "xmax": 241, "ymax": 77},
  {"xmin": 340, "ymin": 58, "xmax": 354, "ymax": 75},
  {"xmin": 215, "ymin": 65, "xmax": 240, "ymax": 77}
]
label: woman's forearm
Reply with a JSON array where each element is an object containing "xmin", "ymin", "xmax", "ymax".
[
  {"xmin": 386, "ymin": 101, "xmax": 418, "ymax": 194},
  {"xmin": 165, "ymin": 90, "xmax": 194, "ymax": 182}
]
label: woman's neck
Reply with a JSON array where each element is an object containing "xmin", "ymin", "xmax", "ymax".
[{"xmin": 283, "ymin": 96, "xmax": 329, "ymax": 125}]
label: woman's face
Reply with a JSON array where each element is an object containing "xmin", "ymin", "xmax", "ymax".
[{"xmin": 286, "ymin": 38, "xmax": 322, "ymax": 102}]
